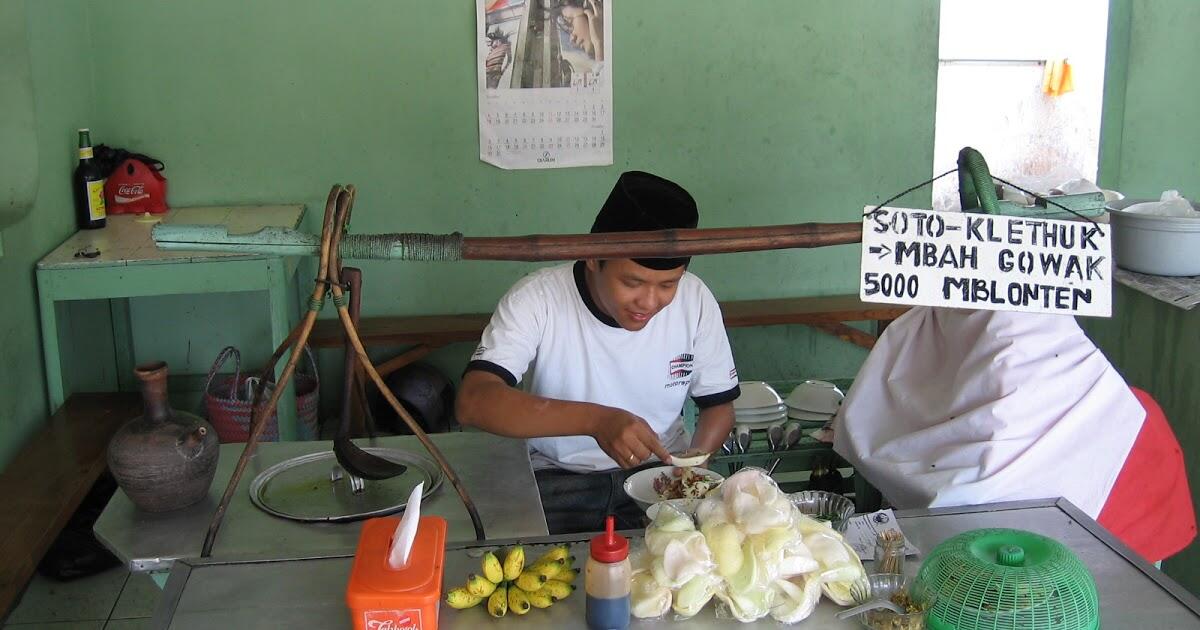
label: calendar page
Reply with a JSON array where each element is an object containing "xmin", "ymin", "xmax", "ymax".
[{"xmin": 477, "ymin": 0, "xmax": 613, "ymax": 170}]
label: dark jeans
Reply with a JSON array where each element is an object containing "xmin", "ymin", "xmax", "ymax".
[{"xmin": 535, "ymin": 466, "xmax": 651, "ymax": 534}]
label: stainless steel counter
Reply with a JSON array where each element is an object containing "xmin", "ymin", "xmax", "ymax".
[
  {"xmin": 95, "ymin": 432, "xmax": 548, "ymax": 572},
  {"xmin": 151, "ymin": 499, "xmax": 1200, "ymax": 629}
]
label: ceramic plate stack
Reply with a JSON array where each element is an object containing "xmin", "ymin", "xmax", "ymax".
[
  {"xmin": 784, "ymin": 380, "xmax": 844, "ymax": 425},
  {"xmin": 732, "ymin": 381, "xmax": 786, "ymax": 428}
]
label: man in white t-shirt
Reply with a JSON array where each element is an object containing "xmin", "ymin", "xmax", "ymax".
[{"xmin": 456, "ymin": 171, "xmax": 740, "ymax": 533}]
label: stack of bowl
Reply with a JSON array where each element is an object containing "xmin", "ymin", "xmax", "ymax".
[
  {"xmin": 731, "ymin": 381, "xmax": 786, "ymax": 429},
  {"xmin": 785, "ymin": 380, "xmax": 844, "ymax": 425}
]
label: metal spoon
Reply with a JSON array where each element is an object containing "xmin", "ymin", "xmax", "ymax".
[
  {"xmin": 767, "ymin": 424, "xmax": 784, "ymax": 452},
  {"xmin": 766, "ymin": 458, "xmax": 782, "ymax": 476},
  {"xmin": 735, "ymin": 426, "xmax": 752, "ymax": 454},
  {"xmin": 782, "ymin": 420, "xmax": 803, "ymax": 450}
]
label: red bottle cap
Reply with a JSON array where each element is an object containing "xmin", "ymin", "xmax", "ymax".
[{"xmin": 589, "ymin": 515, "xmax": 629, "ymax": 563}]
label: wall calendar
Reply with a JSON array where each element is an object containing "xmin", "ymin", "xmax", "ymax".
[{"xmin": 477, "ymin": 0, "xmax": 613, "ymax": 169}]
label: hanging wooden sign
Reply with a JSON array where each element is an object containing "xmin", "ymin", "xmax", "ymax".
[{"xmin": 860, "ymin": 207, "xmax": 1112, "ymax": 317}]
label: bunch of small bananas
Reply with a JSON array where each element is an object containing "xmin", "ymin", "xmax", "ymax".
[{"xmin": 445, "ymin": 544, "xmax": 578, "ymax": 618}]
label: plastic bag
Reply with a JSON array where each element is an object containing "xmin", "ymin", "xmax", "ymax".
[
  {"xmin": 631, "ymin": 572, "xmax": 672, "ymax": 618},
  {"xmin": 720, "ymin": 467, "xmax": 794, "ymax": 534},
  {"xmin": 672, "ymin": 572, "xmax": 722, "ymax": 619},
  {"xmin": 770, "ymin": 575, "xmax": 823, "ymax": 624},
  {"xmin": 648, "ymin": 466, "xmax": 866, "ymax": 621},
  {"xmin": 1124, "ymin": 190, "xmax": 1199, "ymax": 218},
  {"xmin": 651, "ymin": 531, "xmax": 712, "ymax": 588},
  {"xmin": 804, "ymin": 529, "xmax": 866, "ymax": 606},
  {"xmin": 644, "ymin": 502, "xmax": 698, "ymax": 556},
  {"xmin": 714, "ymin": 584, "xmax": 775, "ymax": 623},
  {"xmin": 703, "ymin": 521, "xmax": 745, "ymax": 577}
]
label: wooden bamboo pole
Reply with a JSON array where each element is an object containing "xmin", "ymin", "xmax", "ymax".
[{"xmin": 460, "ymin": 222, "xmax": 863, "ymax": 262}]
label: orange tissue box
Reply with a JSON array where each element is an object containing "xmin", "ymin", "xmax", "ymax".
[{"xmin": 347, "ymin": 515, "xmax": 448, "ymax": 630}]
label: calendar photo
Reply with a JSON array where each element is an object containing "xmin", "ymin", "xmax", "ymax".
[
  {"xmin": 477, "ymin": 0, "xmax": 613, "ymax": 169},
  {"xmin": 482, "ymin": 0, "xmax": 605, "ymax": 90}
]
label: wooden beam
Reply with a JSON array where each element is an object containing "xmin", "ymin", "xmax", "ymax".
[
  {"xmin": 807, "ymin": 322, "xmax": 878, "ymax": 350},
  {"xmin": 308, "ymin": 295, "xmax": 908, "ymax": 349},
  {"xmin": 375, "ymin": 344, "xmax": 437, "ymax": 378}
]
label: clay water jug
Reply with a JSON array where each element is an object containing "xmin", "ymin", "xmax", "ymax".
[{"xmin": 108, "ymin": 362, "xmax": 219, "ymax": 512}]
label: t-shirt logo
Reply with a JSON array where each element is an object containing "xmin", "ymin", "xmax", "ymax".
[
  {"xmin": 669, "ymin": 353, "xmax": 694, "ymax": 379},
  {"xmin": 472, "ymin": 345, "xmax": 487, "ymax": 359}
]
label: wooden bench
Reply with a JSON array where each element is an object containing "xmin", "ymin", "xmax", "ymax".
[
  {"xmin": 0, "ymin": 393, "xmax": 140, "ymax": 618},
  {"xmin": 310, "ymin": 294, "xmax": 908, "ymax": 376}
]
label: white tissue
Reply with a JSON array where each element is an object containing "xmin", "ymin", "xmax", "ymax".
[
  {"xmin": 387, "ymin": 481, "xmax": 424, "ymax": 569},
  {"xmin": 1124, "ymin": 190, "xmax": 1200, "ymax": 218}
]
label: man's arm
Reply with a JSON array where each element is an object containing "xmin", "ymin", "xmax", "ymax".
[
  {"xmin": 457, "ymin": 370, "xmax": 672, "ymax": 469},
  {"xmin": 691, "ymin": 402, "xmax": 735, "ymax": 455}
]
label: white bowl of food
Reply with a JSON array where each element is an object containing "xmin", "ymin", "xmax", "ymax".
[{"xmin": 624, "ymin": 466, "xmax": 724, "ymax": 513}]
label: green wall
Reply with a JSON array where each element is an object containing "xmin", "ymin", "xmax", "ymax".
[
  {"xmin": 0, "ymin": 2, "xmax": 98, "ymax": 465},
  {"xmin": 74, "ymin": 1, "xmax": 938, "ymax": 408},
  {"xmin": 1087, "ymin": 0, "xmax": 1200, "ymax": 592}
]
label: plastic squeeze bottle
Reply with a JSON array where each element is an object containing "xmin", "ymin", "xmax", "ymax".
[{"xmin": 585, "ymin": 515, "xmax": 631, "ymax": 630}]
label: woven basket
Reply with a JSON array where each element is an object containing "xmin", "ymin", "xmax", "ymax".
[{"xmin": 203, "ymin": 346, "xmax": 320, "ymax": 442}]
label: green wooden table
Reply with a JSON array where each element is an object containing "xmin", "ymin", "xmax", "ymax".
[{"xmin": 35, "ymin": 205, "xmax": 308, "ymax": 439}]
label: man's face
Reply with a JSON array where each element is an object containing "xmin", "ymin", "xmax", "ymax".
[{"xmin": 585, "ymin": 258, "xmax": 685, "ymax": 331}]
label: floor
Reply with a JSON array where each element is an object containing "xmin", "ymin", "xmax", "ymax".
[{"xmin": 3, "ymin": 567, "xmax": 160, "ymax": 629}]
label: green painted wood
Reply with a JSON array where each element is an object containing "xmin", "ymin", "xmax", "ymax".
[
  {"xmin": 153, "ymin": 225, "xmax": 321, "ymax": 257},
  {"xmin": 1112, "ymin": 0, "xmax": 1200, "ymax": 198},
  {"xmin": 266, "ymin": 259, "xmax": 299, "ymax": 440},
  {"xmin": 36, "ymin": 258, "xmax": 290, "ymax": 301},
  {"xmin": 0, "ymin": 0, "xmax": 39, "ymax": 230},
  {"xmin": 35, "ymin": 289, "xmax": 67, "ymax": 413},
  {"xmin": 1083, "ymin": 286, "xmax": 1200, "ymax": 590},
  {"xmin": 1097, "ymin": 0, "xmax": 1132, "ymax": 190},
  {"xmin": 1089, "ymin": 0, "xmax": 1200, "ymax": 595},
  {"xmin": 994, "ymin": 192, "xmax": 1107, "ymax": 219},
  {"xmin": 35, "ymin": 255, "xmax": 302, "ymax": 435},
  {"xmin": 110, "ymin": 298, "xmax": 136, "ymax": 392},
  {"xmin": 0, "ymin": 2, "xmax": 92, "ymax": 469}
]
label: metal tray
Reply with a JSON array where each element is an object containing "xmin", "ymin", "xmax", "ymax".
[{"xmin": 248, "ymin": 447, "xmax": 443, "ymax": 522}]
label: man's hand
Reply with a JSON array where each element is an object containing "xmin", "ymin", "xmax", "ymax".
[{"xmin": 590, "ymin": 409, "xmax": 673, "ymax": 469}]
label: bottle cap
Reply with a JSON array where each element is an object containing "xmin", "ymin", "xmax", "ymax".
[
  {"xmin": 589, "ymin": 515, "xmax": 628, "ymax": 563},
  {"xmin": 78, "ymin": 128, "xmax": 90, "ymax": 133}
]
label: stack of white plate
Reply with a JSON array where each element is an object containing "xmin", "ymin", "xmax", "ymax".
[
  {"xmin": 784, "ymin": 380, "xmax": 844, "ymax": 424},
  {"xmin": 732, "ymin": 381, "xmax": 786, "ymax": 426}
]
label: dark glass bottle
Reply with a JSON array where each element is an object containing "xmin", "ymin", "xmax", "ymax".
[{"xmin": 72, "ymin": 128, "xmax": 106, "ymax": 229}]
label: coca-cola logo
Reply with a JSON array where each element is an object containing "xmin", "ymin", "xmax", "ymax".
[
  {"xmin": 117, "ymin": 183, "xmax": 145, "ymax": 196},
  {"xmin": 363, "ymin": 609, "xmax": 421, "ymax": 630}
]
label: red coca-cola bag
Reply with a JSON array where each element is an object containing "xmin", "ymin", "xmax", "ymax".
[{"xmin": 96, "ymin": 146, "xmax": 168, "ymax": 214}]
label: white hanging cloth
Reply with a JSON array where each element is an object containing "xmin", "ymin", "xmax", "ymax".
[{"xmin": 833, "ymin": 307, "xmax": 1144, "ymax": 518}]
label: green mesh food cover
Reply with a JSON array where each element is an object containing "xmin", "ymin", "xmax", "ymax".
[{"xmin": 915, "ymin": 528, "xmax": 1099, "ymax": 630}]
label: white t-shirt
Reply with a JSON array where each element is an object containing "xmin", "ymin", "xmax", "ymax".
[{"xmin": 468, "ymin": 262, "xmax": 740, "ymax": 472}]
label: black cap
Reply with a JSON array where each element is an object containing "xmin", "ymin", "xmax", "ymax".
[{"xmin": 590, "ymin": 171, "xmax": 698, "ymax": 270}]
